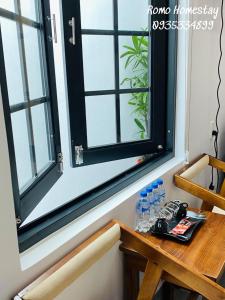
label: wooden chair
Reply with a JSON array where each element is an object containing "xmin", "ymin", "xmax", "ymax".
[
  {"xmin": 14, "ymin": 220, "xmax": 225, "ymax": 300},
  {"xmin": 174, "ymin": 153, "xmax": 225, "ymax": 299}
]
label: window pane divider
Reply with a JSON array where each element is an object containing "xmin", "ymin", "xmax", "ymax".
[
  {"xmin": 85, "ymin": 87, "xmax": 150, "ymax": 97},
  {"xmin": 81, "ymin": 29, "xmax": 149, "ymax": 36},
  {"xmin": 10, "ymin": 97, "xmax": 47, "ymax": 113},
  {"xmin": 0, "ymin": 7, "xmax": 41, "ymax": 29},
  {"xmin": 113, "ymin": 0, "xmax": 121, "ymax": 143}
]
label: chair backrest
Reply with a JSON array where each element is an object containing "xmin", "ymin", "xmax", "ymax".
[
  {"xmin": 16, "ymin": 223, "xmax": 120, "ymax": 300},
  {"xmin": 175, "ymin": 154, "xmax": 225, "ymax": 211},
  {"xmin": 14, "ymin": 220, "xmax": 225, "ymax": 300}
]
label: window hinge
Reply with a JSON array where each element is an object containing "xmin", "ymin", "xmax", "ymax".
[
  {"xmin": 75, "ymin": 145, "xmax": 84, "ymax": 165},
  {"xmin": 47, "ymin": 14, "xmax": 57, "ymax": 43},
  {"xmin": 57, "ymin": 152, "xmax": 63, "ymax": 172}
]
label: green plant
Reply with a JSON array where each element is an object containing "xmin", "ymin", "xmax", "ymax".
[{"xmin": 120, "ymin": 35, "xmax": 149, "ymax": 139}]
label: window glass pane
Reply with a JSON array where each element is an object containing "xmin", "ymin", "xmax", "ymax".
[
  {"xmin": 82, "ymin": 35, "xmax": 115, "ymax": 91},
  {"xmin": 119, "ymin": 35, "xmax": 149, "ymax": 89},
  {"xmin": 11, "ymin": 110, "xmax": 33, "ymax": 190},
  {"xmin": 0, "ymin": 0, "xmax": 15, "ymax": 11},
  {"xmin": 80, "ymin": 0, "xmax": 113, "ymax": 30},
  {"xmin": 23, "ymin": 25, "xmax": 45, "ymax": 100},
  {"xmin": 20, "ymin": 0, "xmax": 37, "ymax": 21},
  {"xmin": 118, "ymin": 0, "xmax": 149, "ymax": 31},
  {"xmin": 85, "ymin": 95, "xmax": 116, "ymax": 147},
  {"xmin": 120, "ymin": 93, "xmax": 150, "ymax": 142},
  {"xmin": 0, "ymin": 18, "xmax": 25, "ymax": 105},
  {"xmin": 32, "ymin": 103, "xmax": 53, "ymax": 173}
]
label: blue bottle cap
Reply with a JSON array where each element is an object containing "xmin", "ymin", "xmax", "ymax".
[
  {"xmin": 146, "ymin": 186, "xmax": 153, "ymax": 193},
  {"xmin": 157, "ymin": 178, "xmax": 163, "ymax": 185},
  {"xmin": 140, "ymin": 191, "xmax": 147, "ymax": 198},
  {"xmin": 152, "ymin": 183, "xmax": 158, "ymax": 189}
]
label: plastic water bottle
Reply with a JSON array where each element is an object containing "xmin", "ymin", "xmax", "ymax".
[
  {"xmin": 135, "ymin": 191, "xmax": 150, "ymax": 233},
  {"xmin": 146, "ymin": 186, "xmax": 156, "ymax": 226},
  {"xmin": 152, "ymin": 183, "xmax": 160, "ymax": 216},
  {"xmin": 146, "ymin": 186, "xmax": 153, "ymax": 205},
  {"xmin": 157, "ymin": 178, "xmax": 166, "ymax": 207}
]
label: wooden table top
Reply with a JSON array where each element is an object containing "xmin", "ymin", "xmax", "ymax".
[{"xmin": 120, "ymin": 210, "xmax": 225, "ymax": 281}]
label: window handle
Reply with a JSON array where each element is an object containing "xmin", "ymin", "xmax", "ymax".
[{"xmin": 68, "ymin": 17, "xmax": 76, "ymax": 45}]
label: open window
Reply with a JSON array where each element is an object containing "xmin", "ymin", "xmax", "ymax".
[
  {"xmin": 62, "ymin": 0, "xmax": 171, "ymax": 167},
  {"xmin": 0, "ymin": 0, "xmax": 176, "ymax": 250},
  {"xmin": 0, "ymin": 0, "xmax": 62, "ymax": 224}
]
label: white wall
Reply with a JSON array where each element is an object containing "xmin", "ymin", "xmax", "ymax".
[
  {"xmin": 187, "ymin": 0, "xmax": 225, "ymax": 162},
  {"xmin": 0, "ymin": 0, "xmax": 225, "ymax": 299}
]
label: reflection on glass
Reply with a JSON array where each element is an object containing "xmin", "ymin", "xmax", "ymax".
[
  {"xmin": 0, "ymin": 0, "xmax": 15, "ymax": 11},
  {"xmin": 23, "ymin": 25, "xmax": 45, "ymax": 100},
  {"xmin": 80, "ymin": 0, "xmax": 113, "ymax": 30},
  {"xmin": 11, "ymin": 110, "xmax": 33, "ymax": 190},
  {"xmin": 0, "ymin": 18, "xmax": 25, "ymax": 105},
  {"xmin": 20, "ymin": 0, "xmax": 37, "ymax": 21},
  {"xmin": 82, "ymin": 35, "xmax": 115, "ymax": 91},
  {"xmin": 85, "ymin": 95, "xmax": 117, "ymax": 147},
  {"xmin": 119, "ymin": 35, "xmax": 149, "ymax": 89},
  {"xmin": 118, "ymin": 0, "xmax": 149, "ymax": 31},
  {"xmin": 32, "ymin": 104, "xmax": 53, "ymax": 173},
  {"xmin": 120, "ymin": 93, "xmax": 150, "ymax": 142}
]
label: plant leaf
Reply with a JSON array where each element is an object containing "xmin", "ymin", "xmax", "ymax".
[
  {"xmin": 120, "ymin": 51, "xmax": 135, "ymax": 58},
  {"xmin": 134, "ymin": 118, "xmax": 145, "ymax": 131},
  {"xmin": 132, "ymin": 36, "xmax": 139, "ymax": 50}
]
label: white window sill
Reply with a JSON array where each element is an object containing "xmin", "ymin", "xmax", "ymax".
[{"xmin": 20, "ymin": 156, "xmax": 185, "ymax": 270}]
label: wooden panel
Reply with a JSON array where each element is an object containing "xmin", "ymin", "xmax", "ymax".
[
  {"xmin": 174, "ymin": 175, "xmax": 225, "ymax": 211},
  {"xmin": 120, "ymin": 211, "xmax": 225, "ymax": 280},
  {"xmin": 118, "ymin": 220, "xmax": 225, "ymax": 300},
  {"xmin": 220, "ymin": 181, "xmax": 225, "ymax": 197},
  {"xmin": 123, "ymin": 253, "xmax": 140, "ymax": 300},
  {"xmin": 209, "ymin": 155, "xmax": 225, "ymax": 173},
  {"xmin": 119, "ymin": 244, "xmax": 192, "ymax": 290},
  {"xmin": 201, "ymin": 201, "xmax": 214, "ymax": 212},
  {"xmin": 137, "ymin": 260, "xmax": 162, "ymax": 300}
]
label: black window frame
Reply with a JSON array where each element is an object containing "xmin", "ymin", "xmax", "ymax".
[
  {"xmin": 0, "ymin": 0, "xmax": 62, "ymax": 224},
  {"xmin": 62, "ymin": 0, "xmax": 170, "ymax": 167}
]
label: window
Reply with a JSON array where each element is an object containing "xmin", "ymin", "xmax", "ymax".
[
  {"xmin": 63, "ymin": 0, "xmax": 169, "ymax": 166},
  {"xmin": 0, "ymin": 0, "xmax": 176, "ymax": 251},
  {"xmin": 0, "ymin": 0, "xmax": 62, "ymax": 223}
]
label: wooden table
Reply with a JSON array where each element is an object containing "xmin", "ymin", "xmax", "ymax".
[{"xmin": 119, "ymin": 210, "xmax": 225, "ymax": 300}]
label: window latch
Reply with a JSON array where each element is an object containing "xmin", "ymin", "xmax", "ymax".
[
  {"xmin": 68, "ymin": 17, "xmax": 76, "ymax": 45},
  {"xmin": 75, "ymin": 145, "xmax": 84, "ymax": 165},
  {"xmin": 57, "ymin": 152, "xmax": 63, "ymax": 173},
  {"xmin": 47, "ymin": 14, "xmax": 57, "ymax": 43}
]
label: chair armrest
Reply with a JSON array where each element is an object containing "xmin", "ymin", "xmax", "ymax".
[{"xmin": 174, "ymin": 154, "xmax": 225, "ymax": 211}]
